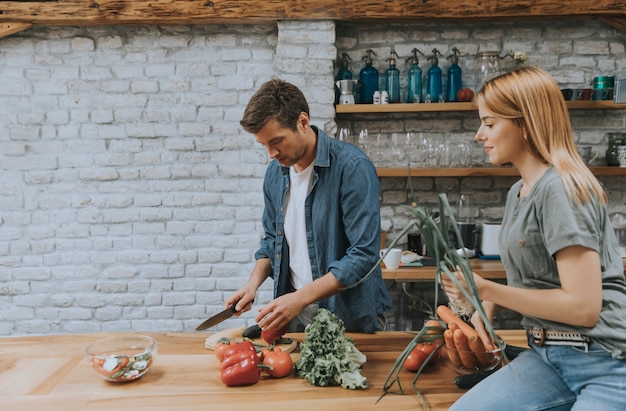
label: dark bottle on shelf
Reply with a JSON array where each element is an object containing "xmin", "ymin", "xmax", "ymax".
[
  {"xmin": 359, "ymin": 49, "xmax": 379, "ymax": 104},
  {"xmin": 426, "ymin": 48, "xmax": 443, "ymax": 102},
  {"xmin": 406, "ymin": 48, "xmax": 424, "ymax": 103},
  {"xmin": 446, "ymin": 47, "xmax": 463, "ymax": 102},
  {"xmin": 385, "ymin": 50, "xmax": 401, "ymax": 103}
]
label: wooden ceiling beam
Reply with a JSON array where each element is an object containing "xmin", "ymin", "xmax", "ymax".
[{"xmin": 0, "ymin": 0, "xmax": 624, "ymax": 26}]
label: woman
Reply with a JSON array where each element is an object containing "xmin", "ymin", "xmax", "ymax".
[{"xmin": 443, "ymin": 66, "xmax": 626, "ymax": 410}]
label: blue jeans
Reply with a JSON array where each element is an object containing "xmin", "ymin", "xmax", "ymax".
[{"xmin": 449, "ymin": 339, "xmax": 626, "ymax": 411}]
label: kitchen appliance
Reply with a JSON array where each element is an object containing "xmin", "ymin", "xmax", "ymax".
[
  {"xmin": 614, "ymin": 71, "xmax": 626, "ymax": 104},
  {"xmin": 336, "ymin": 79, "xmax": 358, "ymax": 104},
  {"xmin": 479, "ymin": 223, "xmax": 501, "ymax": 257}
]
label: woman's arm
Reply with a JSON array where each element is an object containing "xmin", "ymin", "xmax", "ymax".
[{"xmin": 477, "ymin": 245, "xmax": 603, "ymax": 327}]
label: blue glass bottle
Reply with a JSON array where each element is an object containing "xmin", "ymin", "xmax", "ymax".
[
  {"xmin": 336, "ymin": 52, "xmax": 353, "ymax": 80},
  {"xmin": 406, "ymin": 48, "xmax": 424, "ymax": 103},
  {"xmin": 446, "ymin": 47, "xmax": 463, "ymax": 102},
  {"xmin": 385, "ymin": 50, "xmax": 401, "ymax": 103},
  {"xmin": 426, "ymin": 48, "xmax": 443, "ymax": 102},
  {"xmin": 335, "ymin": 52, "xmax": 353, "ymax": 104},
  {"xmin": 359, "ymin": 49, "xmax": 379, "ymax": 104}
]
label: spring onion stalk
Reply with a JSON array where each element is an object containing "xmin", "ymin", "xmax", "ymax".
[{"xmin": 343, "ymin": 190, "xmax": 505, "ymax": 408}]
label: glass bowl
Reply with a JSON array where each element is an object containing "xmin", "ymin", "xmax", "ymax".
[
  {"xmin": 439, "ymin": 338, "xmax": 505, "ymax": 375},
  {"xmin": 85, "ymin": 334, "xmax": 158, "ymax": 382}
]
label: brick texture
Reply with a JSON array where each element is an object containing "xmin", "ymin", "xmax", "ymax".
[{"xmin": 0, "ymin": 20, "xmax": 624, "ymax": 335}]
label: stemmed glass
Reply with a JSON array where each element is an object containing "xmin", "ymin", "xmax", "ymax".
[
  {"xmin": 404, "ymin": 132, "xmax": 417, "ymax": 166},
  {"xmin": 358, "ymin": 129, "xmax": 369, "ymax": 153},
  {"xmin": 337, "ymin": 127, "xmax": 352, "ymax": 144},
  {"xmin": 412, "ymin": 132, "xmax": 428, "ymax": 168},
  {"xmin": 368, "ymin": 132, "xmax": 385, "ymax": 167},
  {"xmin": 390, "ymin": 132, "xmax": 405, "ymax": 167}
]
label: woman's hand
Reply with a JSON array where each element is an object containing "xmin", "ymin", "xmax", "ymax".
[
  {"xmin": 470, "ymin": 302, "xmax": 497, "ymax": 350},
  {"xmin": 440, "ymin": 266, "xmax": 479, "ymax": 301}
]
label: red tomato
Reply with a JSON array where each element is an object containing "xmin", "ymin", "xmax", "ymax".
[
  {"xmin": 403, "ymin": 342, "xmax": 439, "ymax": 372},
  {"xmin": 214, "ymin": 339, "xmax": 231, "ymax": 362},
  {"xmin": 261, "ymin": 325, "xmax": 288, "ymax": 345},
  {"xmin": 261, "ymin": 347, "xmax": 293, "ymax": 378},
  {"xmin": 457, "ymin": 87, "xmax": 475, "ymax": 102}
]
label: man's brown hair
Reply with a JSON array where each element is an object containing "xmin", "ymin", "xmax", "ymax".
[{"xmin": 240, "ymin": 79, "xmax": 310, "ymax": 134}]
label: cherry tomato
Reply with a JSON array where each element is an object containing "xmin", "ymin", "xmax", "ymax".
[
  {"xmin": 261, "ymin": 325, "xmax": 288, "ymax": 345},
  {"xmin": 403, "ymin": 342, "xmax": 439, "ymax": 372},
  {"xmin": 214, "ymin": 338, "xmax": 231, "ymax": 362},
  {"xmin": 261, "ymin": 347, "xmax": 293, "ymax": 378}
]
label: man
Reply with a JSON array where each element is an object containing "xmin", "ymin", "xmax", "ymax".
[{"xmin": 225, "ymin": 79, "xmax": 392, "ymax": 333}]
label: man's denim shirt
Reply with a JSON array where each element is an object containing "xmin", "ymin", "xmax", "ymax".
[{"xmin": 254, "ymin": 126, "xmax": 393, "ymax": 333}]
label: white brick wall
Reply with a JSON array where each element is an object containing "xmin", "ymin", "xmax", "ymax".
[
  {"xmin": 0, "ymin": 21, "xmax": 337, "ymax": 335},
  {"xmin": 1, "ymin": 19, "xmax": 624, "ymax": 335}
]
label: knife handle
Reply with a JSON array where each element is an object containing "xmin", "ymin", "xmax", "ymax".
[{"xmin": 231, "ymin": 298, "xmax": 255, "ymax": 313}]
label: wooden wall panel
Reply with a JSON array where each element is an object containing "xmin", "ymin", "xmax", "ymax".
[{"xmin": 0, "ymin": 1, "xmax": 624, "ymax": 25}]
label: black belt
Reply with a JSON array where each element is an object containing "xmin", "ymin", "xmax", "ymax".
[{"xmin": 528, "ymin": 326, "xmax": 589, "ymax": 351}]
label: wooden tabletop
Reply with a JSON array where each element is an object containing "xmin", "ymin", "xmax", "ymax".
[
  {"xmin": 0, "ymin": 329, "xmax": 528, "ymax": 411},
  {"xmin": 383, "ymin": 258, "xmax": 626, "ymax": 281},
  {"xmin": 383, "ymin": 259, "xmax": 508, "ymax": 281}
]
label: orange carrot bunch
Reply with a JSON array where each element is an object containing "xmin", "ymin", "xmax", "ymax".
[{"xmin": 437, "ymin": 305, "xmax": 495, "ymax": 368}]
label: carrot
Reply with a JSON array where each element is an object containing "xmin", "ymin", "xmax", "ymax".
[
  {"xmin": 443, "ymin": 329, "xmax": 462, "ymax": 366},
  {"xmin": 453, "ymin": 328, "xmax": 477, "ymax": 369},
  {"xmin": 436, "ymin": 305, "xmax": 479, "ymax": 340},
  {"xmin": 468, "ymin": 334, "xmax": 492, "ymax": 365}
]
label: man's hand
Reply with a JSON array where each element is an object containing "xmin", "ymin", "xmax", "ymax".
[
  {"xmin": 256, "ymin": 292, "xmax": 307, "ymax": 331},
  {"xmin": 224, "ymin": 287, "xmax": 256, "ymax": 315}
]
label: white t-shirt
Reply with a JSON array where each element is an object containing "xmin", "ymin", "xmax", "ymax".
[{"xmin": 284, "ymin": 162, "xmax": 314, "ymax": 290}]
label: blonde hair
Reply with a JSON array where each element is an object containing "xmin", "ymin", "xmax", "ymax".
[{"xmin": 475, "ymin": 65, "xmax": 607, "ymax": 205}]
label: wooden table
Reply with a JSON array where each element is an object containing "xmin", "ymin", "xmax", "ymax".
[
  {"xmin": 383, "ymin": 259, "xmax": 508, "ymax": 281},
  {"xmin": 382, "ymin": 258, "xmax": 626, "ymax": 281},
  {"xmin": 0, "ymin": 330, "xmax": 528, "ymax": 411}
]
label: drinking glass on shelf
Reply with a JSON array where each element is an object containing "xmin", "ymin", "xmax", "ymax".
[
  {"xmin": 456, "ymin": 142, "xmax": 472, "ymax": 167},
  {"xmin": 404, "ymin": 132, "xmax": 416, "ymax": 166},
  {"xmin": 368, "ymin": 132, "xmax": 385, "ymax": 167},
  {"xmin": 426, "ymin": 142, "xmax": 439, "ymax": 168},
  {"xmin": 390, "ymin": 132, "xmax": 405, "ymax": 167},
  {"xmin": 471, "ymin": 140, "xmax": 487, "ymax": 167},
  {"xmin": 412, "ymin": 132, "xmax": 429, "ymax": 168},
  {"xmin": 358, "ymin": 129, "xmax": 369, "ymax": 153},
  {"xmin": 337, "ymin": 127, "xmax": 352, "ymax": 144},
  {"xmin": 438, "ymin": 143, "xmax": 451, "ymax": 167}
]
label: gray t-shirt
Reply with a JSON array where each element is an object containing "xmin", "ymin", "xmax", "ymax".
[{"xmin": 500, "ymin": 167, "xmax": 626, "ymax": 359}]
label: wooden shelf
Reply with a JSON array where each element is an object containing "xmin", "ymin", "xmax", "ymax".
[
  {"xmin": 336, "ymin": 101, "xmax": 626, "ymax": 114},
  {"xmin": 376, "ymin": 166, "xmax": 626, "ymax": 177},
  {"xmin": 383, "ymin": 259, "xmax": 507, "ymax": 281}
]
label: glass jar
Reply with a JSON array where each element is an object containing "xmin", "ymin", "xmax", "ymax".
[
  {"xmin": 606, "ymin": 133, "xmax": 626, "ymax": 166},
  {"xmin": 475, "ymin": 51, "xmax": 504, "ymax": 90}
]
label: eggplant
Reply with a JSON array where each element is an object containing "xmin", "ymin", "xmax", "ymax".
[
  {"xmin": 454, "ymin": 345, "xmax": 529, "ymax": 389},
  {"xmin": 454, "ymin": 368, "xmax": 498, "ymax": 389},
  {"xmin": 241, "ymin": 324, "xmax": 262, "ymax": 339}
]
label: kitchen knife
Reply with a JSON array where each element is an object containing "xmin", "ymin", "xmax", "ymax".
[{"xmin": 195, "ymin": 299, "xmax": 251, "ymax": 331}]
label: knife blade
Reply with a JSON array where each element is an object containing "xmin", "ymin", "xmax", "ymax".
[
  {"xmin": 195, "ymin": 303, "xmax": 238, "ymax": 331},
  {"xmin": 195, "ymin": 299, "xmax": 252, "ymax": 331}
]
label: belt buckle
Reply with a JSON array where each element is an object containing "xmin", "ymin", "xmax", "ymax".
[{"xmin": 532, "ymin": 327, "xmax": 545, "ymax": 347}]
